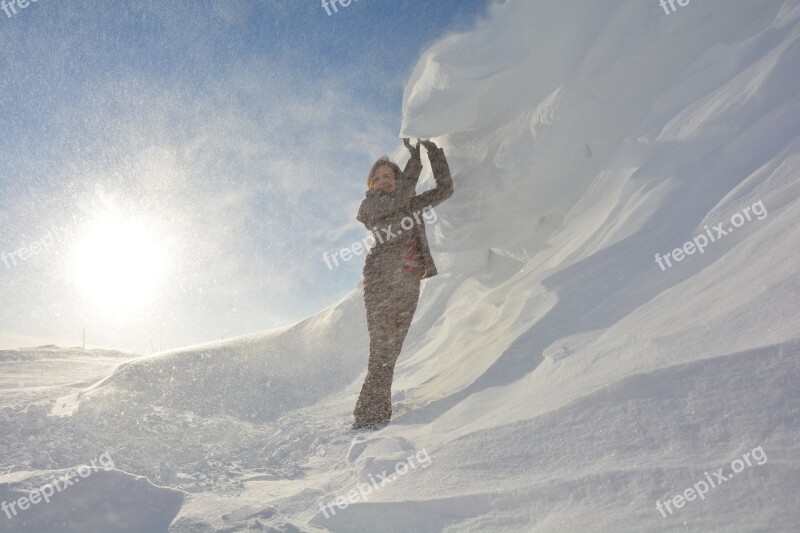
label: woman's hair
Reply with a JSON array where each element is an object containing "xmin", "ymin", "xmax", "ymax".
[{"xmin": 367, "ymin": 156, "xmax": 402, "ymax": 190}]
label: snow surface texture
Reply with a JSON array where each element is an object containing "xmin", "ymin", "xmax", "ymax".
[{"xmin": 3, "ymin": 0, "xmax": 800, "ymax": 531}]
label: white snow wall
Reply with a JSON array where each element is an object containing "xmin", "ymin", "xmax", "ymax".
[{"xmin": 401, "ymin": 0, "xmax": 794, "ymax": 258}]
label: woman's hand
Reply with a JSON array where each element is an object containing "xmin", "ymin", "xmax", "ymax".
[
  {"xmin": 403, "ymin": 138, "xmax": 421, "ymax": 160},
  {"xmin": 419, "ymin": 139, "xmax": 439, "ymax": 154}
]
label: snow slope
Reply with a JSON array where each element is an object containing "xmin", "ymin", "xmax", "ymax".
[
  {"xmin": 0, "ymin": 467, "xmax": 183, "ymax": 533},
  {"xmin": 3, "ymin": 0, "xmax": 800, "ymax": 531}
]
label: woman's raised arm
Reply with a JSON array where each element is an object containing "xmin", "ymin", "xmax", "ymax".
[{"xmin": 407, "ymin": 141, "xmax": 454, "ymax": 213}]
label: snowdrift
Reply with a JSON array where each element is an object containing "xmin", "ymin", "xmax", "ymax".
[
  {"xmin": 34, "ymin": 0, "xmax": 800, "ymax": 530},
  {"xmin": 0, "ymin": 467, "xmax": 183, "ymax": 533},
  {"xmin": 51, "ymin": 289, "xmax": 371, "ymax": 421}
]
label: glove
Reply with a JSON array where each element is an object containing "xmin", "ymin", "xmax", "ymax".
[
  {"xmin": 403, "ymin": 138, "xmax": 421, "ymax": 160},
  {"xmin": 419, "ymin": 139, "xmax": 439, "ymax": 154}
]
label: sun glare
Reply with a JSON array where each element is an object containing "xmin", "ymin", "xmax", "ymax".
[{"xmin": 72, "ymin": 217, "xmax": 166, "ymax": 312}]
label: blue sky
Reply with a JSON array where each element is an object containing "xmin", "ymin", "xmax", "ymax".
[{"xmin": 0, "ymin": 0, "xmax": 499, "ymax": 353}]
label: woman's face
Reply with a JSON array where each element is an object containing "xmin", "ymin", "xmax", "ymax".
[{"xmin": 373, "ymin": 166, "xmax": 396, "ymax": 192}]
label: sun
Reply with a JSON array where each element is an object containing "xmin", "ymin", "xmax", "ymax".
[{"xmin": 72, "ymin": 216, "xmax": 166, "ymax": 312}]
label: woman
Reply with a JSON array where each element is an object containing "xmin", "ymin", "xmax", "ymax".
[{"xmin": 352, "ymin": 138, "xmax": 454, "ymax": 430}]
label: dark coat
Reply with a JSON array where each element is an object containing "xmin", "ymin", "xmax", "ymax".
[{"xmin": 357, "ymin": 147, "xmax": 454, "ymax": 279}]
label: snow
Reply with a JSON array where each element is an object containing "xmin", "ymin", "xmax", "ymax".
[
  {"xmin": 2, "ymin": 0, "xmax": 800, "ymax": 531},
  {"xmin": 0, "ymin": 467, "xmax": 184, "ymax": 533}
]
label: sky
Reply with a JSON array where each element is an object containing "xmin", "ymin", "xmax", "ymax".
[{"xmin": 0, "ymin": 0, "xmax": 501, "ymax": 354}]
